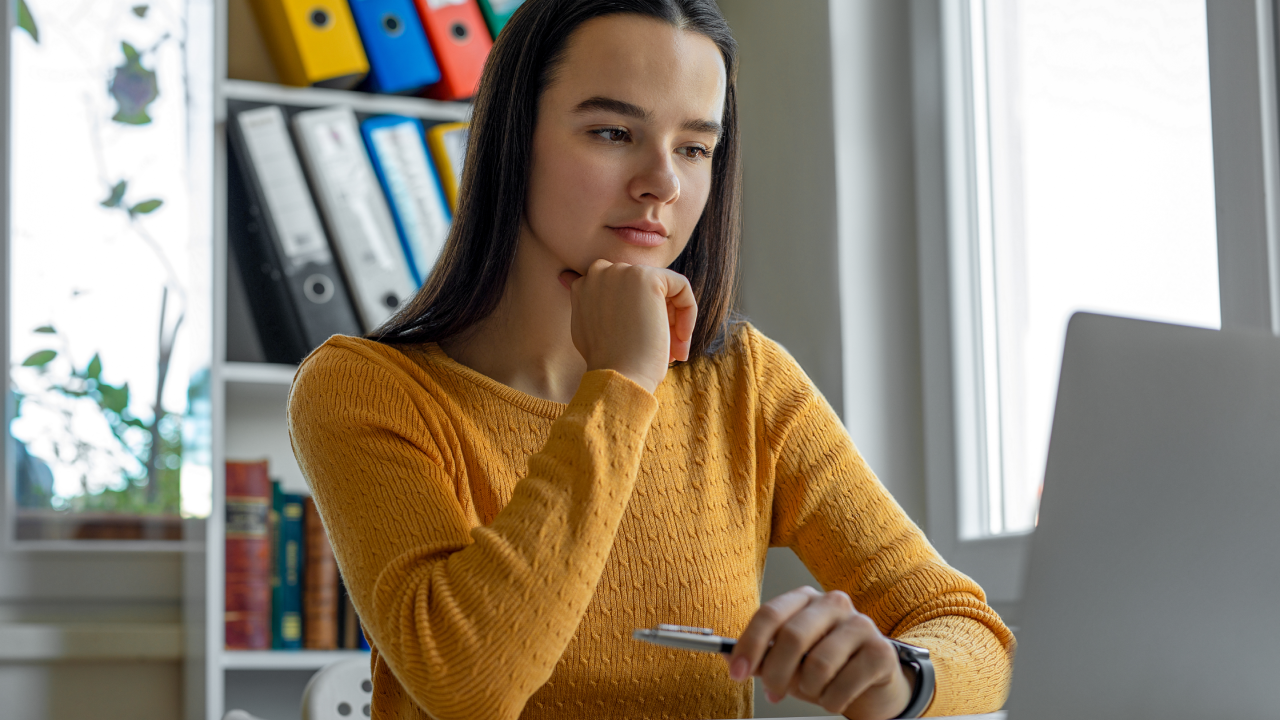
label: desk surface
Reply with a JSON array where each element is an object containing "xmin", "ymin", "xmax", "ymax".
[{"xmin": 768, "ymin": 715, "xmax": 1003, "ymax": 720}]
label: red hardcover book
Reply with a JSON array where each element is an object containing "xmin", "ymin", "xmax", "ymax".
[
  {"xmin": 303, "ymin": 497, "xmax": 340, "ymax": 649},
  {"xmin": 413, "ymin": 0, "xmax": 493, "ymax": 100},
  {"xmin": 225, "ymin": 460, "xmax": 273, "ymax": 650}
]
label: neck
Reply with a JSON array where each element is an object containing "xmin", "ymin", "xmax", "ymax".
[{"xmin": 439, "ymin": 238, "xmax": 587, "ymax": 405}]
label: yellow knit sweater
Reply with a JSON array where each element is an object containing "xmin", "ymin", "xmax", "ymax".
[{"xmin": 287, "ymin": 324, "xmax": 1014, "ymax": 720}]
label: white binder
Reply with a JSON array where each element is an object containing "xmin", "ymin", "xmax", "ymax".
[
  {"xmin": 362, "ymin": 116, "xmax": 452, "ymax": 285},
  {"xmin": 291, "ymin": 106, "xmax": 417, "ymax": 331}
]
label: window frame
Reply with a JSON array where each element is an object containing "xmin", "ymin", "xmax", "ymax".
[
  {"xmin": 911, "ymin": 0, "xmax": 1280, "ymax": 609},
  {"xmin": 914, "ymin": 0, "xmax": 1030, "ymax": 605}
]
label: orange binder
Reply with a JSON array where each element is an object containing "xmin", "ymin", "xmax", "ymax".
[
  {"xmin": 413, "ymin": 0, "xmax": 493, "ymax": 101},
  {"xmin": 249, "ymin": 0, "xmax": 369, "ymax": 88}
]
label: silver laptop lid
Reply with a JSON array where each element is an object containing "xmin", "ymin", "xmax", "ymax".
[{"xmin": 1007, "ymin": 313, "xmax": 1280, "ymax": 719}]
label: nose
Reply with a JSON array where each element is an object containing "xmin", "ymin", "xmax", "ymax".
[{"xmin": 629, "ymin": 148, "xmax": 680, "ymax": 206}]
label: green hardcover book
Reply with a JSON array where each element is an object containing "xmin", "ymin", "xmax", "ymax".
[
  {"xmin": 477, "ymin": 0, "xmax": 525, "ymax": 37},
  {"xmin": 269, "ymin": 481, "xmax": 282, "ymax": 648},
  {"xmin": 271, "ymin": 483, "xmax": 305, "ymax": 650}
]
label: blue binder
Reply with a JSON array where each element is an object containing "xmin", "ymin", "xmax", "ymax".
[
  {"xmin": 360, "ymin": 115, "xmax": 453, "ymax": 285},
  {"xmin": 347, "ymin": 0, "xmax": 441, "ymax": 93}
]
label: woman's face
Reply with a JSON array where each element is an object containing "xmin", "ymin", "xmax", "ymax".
[{"xmin": 522, "ymin": 14, "xmax": 728, "ymax": 277}]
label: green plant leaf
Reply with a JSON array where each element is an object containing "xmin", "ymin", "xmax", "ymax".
[
  {"xmin": 101, "ymin": 180, "xmax": 128, "ymax": 208},
  {"xmin": 87, "ymin": 353, "xmax": 102, "ymax": 379},
  {"xmin": 17, "ymin": 0, "xmax": 38, "ymax": 43},
  {"xmin": 132, "ymin": 5, "xmax": 149, "ymax": 17},
  {"xmin": 98, "ymin": 382, "xmax": 130, "ymax": 414},
  {"xmin": 33, "ymin": 325, "xmax": 56, "ymax": 334},
  {"xmin": 110, "ymin": 43, "xmax": 158, "ymax": 125},
  {"xmin": 21, "ymin": 349, "xmax": 57, "ymax": 367},
  {"xmin": 128, "ymin": 198, "xmax": 163, "ymax": 216}
]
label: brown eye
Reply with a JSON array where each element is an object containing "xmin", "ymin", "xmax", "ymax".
[
  {"xmin": 593, "ymin": 128, "xmax": 629, "ymax": 143},
  {"xmin": 678, "ymin": 146, "xmax": 712, "ymax": 160}
]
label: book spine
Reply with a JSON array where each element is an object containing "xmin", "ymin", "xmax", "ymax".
[
  {"xmin": 225, "ymin": 460, "xmax": 272, "ymax": 650},
  {"xmin": 303, "ymin": 497, "xmax": 339, "ymax": 650},
  {"xmin": 279, "ymin": 493, "xmax": 305, "ymax": 649},
  {"xmin": 269, "ymin": 481, "xmax": 282, "ymax": 649}
]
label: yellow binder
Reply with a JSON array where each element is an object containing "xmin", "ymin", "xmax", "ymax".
[
  {"xmin": 426, "ymin": 122, "xmax": 469, "ymax": 211},
  {"xmin": 249, "ymin": 0, "xmax": 369, "ymax": 89}
]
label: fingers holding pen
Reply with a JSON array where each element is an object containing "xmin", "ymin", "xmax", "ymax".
[{"xmin": 727, "ymin": 586, "xmax": 914, "ymax": 719}]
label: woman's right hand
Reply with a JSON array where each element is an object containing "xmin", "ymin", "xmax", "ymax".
[{"xmin": 562, "ymin": 259, "xmax": 698, "ymax": 395}]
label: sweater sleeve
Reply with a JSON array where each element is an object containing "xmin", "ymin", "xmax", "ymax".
[
  {"xmin": 287, "ymin": 342, "xmax": 658, "ymax": 720},
  {"xmin": 749, "ymin": 328, "xmax": 1015, "ymax": 717}
]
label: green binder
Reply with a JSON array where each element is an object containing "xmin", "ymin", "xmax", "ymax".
[{"xmin": 477, "ymin": 0, "xmax": 525, "ymax": 37}]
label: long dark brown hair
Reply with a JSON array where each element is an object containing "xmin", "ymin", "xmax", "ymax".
[{"xmin": 371, "ymin": 0, "xmax": 741, "ymax": 359}]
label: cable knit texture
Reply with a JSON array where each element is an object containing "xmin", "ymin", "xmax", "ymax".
[{"xmin": 287, "ymin": 324, "xmax": 1014, "ymax": 720}]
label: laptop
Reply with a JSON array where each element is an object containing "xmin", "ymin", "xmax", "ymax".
[{"xmin": 1006, "ymin": 312, "xmax": 1280, "ymax": 719}]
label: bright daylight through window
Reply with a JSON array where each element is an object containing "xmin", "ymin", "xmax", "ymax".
[{"xmin": 960, "ymin": 0, "xmax": 1220, "ymax": 538}]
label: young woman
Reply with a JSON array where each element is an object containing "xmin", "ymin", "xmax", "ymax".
[{"xmin": 287, "ymin": 1, "xmax": 1014, "ymax": 718}]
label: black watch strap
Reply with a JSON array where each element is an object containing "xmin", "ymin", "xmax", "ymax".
[{"xmin": 888, "ymin": 639, "xmax": 934, "ymax": 719}]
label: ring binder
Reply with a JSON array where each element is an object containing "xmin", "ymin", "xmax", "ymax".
[
  {"xmin": 413, "ymin": 0, "xmax": 492, "ymax": 100},
  {"xmin": 292, "ymin": 106, "xmax": 418, "ymax": 331},
  {"xmin": 249, "ymin": 0, "xmax": 369, "ymax": 88},
  {"xmin": 425, "ymin": 121, "xmax": 468, "ymax": 211},
  {"xmin": 227, "ymin": 104, "xmax": 362, "ymax": 363},
  {"xmin": 362, "ymin": 115, "xmax": 452, "ymax": 285},
  {"xmin": 348, "ymin": 0, "xmax": 442, "ymax": 93}
]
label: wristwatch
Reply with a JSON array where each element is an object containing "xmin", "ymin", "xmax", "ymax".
[{"xmin": 888, "ymin": 639, "xmax": 934, "ymax": 719}]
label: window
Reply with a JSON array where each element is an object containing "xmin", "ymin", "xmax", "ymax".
[
  {"xmin": 6, "ymin": 0, "xmax": 212, "ymax": 544},
  {"xmin": 950, "ymin": 0, "xmax": 1220, "ymax": 539}
]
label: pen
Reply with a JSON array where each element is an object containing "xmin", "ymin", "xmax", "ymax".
[{"xmin": 631, "ymin": 624, "xmax": 737, "ymax": 654}]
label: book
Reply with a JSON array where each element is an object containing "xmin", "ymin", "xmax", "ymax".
[
  {"xmin": 425, "ymin": 121, "xmax": 468, "ymax": 211},
  {"xmin": 348, "ymin": 0, "xmax": 441, "ymax": 93},
  {"xmin": 476, "ymin": 0, "xmax": 524, "ymax": 37},
  {"xmin": 270, "ymin": 481, "xmax": 304, "ymax": 650},
  {"xmin": 413, "ymin": 0, "xmax": 492, "ymax": 101},
  {"xmin": 227, "ymin": 103, "xmax": 363, "ymax": 363},
  {"xmin": 225, "ymin": 460, "xmax": 272, "ymax": 650},
  {"xmin": 303, "ymin": 497, "xmax": 339, "ymax": 650},
  {"xmin": 291, "ymin": 106, "xmax": 417, "ymax": 331},
  {"xmin": 361, "ymin": 115, "xmax": 452, "ymax": 285},
  {"xmin": 248, "ymin": 0, "xmax": 369, "ymax": 88},
  {"xmin": 267, "ymin": 483, "xmax": 279, "ymax": 644}
]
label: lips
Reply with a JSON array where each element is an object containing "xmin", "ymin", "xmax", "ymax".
[{"xmin": 608, "ymin": 220, "xmax": 668, "ymax": 248}]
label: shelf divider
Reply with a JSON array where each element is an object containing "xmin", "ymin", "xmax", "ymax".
[
  {"xmin": 221, "ymin": 361, "xmax": 298, "ymax": 388},
  {"xmin": 221, "ymin": 649, "xmax": 371, "ymax": 671},
  {"xmin": 219, "ymin": 79, "xmax": 471, "ymax": 121}
]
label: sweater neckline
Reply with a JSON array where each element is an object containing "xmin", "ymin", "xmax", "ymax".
[{"xmin": 421, "ymin": 342, "xmax": 569, "ymax": 419}]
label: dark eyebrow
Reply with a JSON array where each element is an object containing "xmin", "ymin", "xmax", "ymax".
[
  {"xmin": 572, "ymin": 96, "xmax": 648, "ymax": 120},
  {"xmin": 573, "ymin": 95, "xmax": 723, "ymax": 138},
  {"xmin": 682, "ymin": 118, "xmax": 722, "ymax": 137}
]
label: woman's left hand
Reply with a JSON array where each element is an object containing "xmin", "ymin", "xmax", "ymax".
[{"xmin": 726, "ymin": 586, "xmax": 917, "ymax": 720}]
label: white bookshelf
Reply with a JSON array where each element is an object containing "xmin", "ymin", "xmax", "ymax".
[
  {"xmin": 187, "ymin": 4, "xmax": 471, "ymax": 719},
  {"xmin": 222, "ymin": 649, "xmax": 369, "ymax": 671}
]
